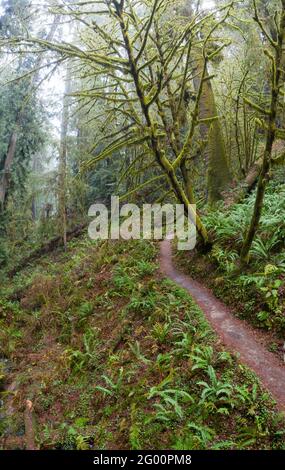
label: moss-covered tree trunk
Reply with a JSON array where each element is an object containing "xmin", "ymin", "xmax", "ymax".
[{"xmin": 193, "ymin": 62, "xmax": 231, "ymax": 205}]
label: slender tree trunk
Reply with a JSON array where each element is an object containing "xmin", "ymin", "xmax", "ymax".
[
  {"xmin": 0, "ymin": 15, "xmax": 60, "ymax": 210},
  {"xmin": 30, "ymin": 154, "xmax": 38, "ymax": 221},
  {"xmin": 58, "ymin": 66, "xmax": 72, "ymax": 250},
  {"xmin": 180, "ymin": 160, "xmax": 195, "ymax": 205},
  {"xmin": 240, "ymin": 4, "xmax": 285, "ymax": 264},
  {"xmin": 0, "ymin": 129, "xmax": 18, "ymax": 208}
]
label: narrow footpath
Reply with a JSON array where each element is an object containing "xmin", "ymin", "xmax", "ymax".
[{"xmin": 160, "ymin": 240, "xmax": 285, "ymax": 412}]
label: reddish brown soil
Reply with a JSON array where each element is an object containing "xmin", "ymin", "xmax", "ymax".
[{"xmin": 160, "ymin": 240, "xmax": 285, "ymax": 412}]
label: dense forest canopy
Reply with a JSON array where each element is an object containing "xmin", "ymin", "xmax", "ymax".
[
  {"xmin": 0, "ymin": 0, "xmax": 284, "ymax": 257},
  {"xmin": 1, "ymin": 0, "xmax": 285, "ymax": 454}
]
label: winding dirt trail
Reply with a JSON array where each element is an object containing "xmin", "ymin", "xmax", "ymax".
[{"xmin": 160, "ymin": 240, "xmax": 285, "ymax": 412}]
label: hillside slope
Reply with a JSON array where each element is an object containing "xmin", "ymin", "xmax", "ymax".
[{"xmin": 0, "ymin": 238, "xmax": 285, "ymax": 450}]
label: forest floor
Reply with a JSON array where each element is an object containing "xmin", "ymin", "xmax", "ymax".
[{"xmin": 0, "ymin": 236, "xmax": 285, "ymax": 450}]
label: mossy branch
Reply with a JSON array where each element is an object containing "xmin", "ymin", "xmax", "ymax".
[
  {"xmin": 253, "ymin": 0, "xmax": 278, "ymax": 49},
  {"xmin": 135, "ymin": 0, "xmax": 161, "ymax": 63},
  {"xmin": 207, "ymin": 41, "xmax": 232, "ymax": 60},
  {"xmin": 119, "ymin": 174, "xmax": 166, "ymax": 201},
  {"xmin": 243, "ymin": 97, "xmax": 270, "ymax": 115},
  {"xmin": 82, "ymin": 135, "xmax": 149, "ymax": 171}
]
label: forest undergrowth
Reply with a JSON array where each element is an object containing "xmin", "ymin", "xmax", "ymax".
[
  {"xmin": 176, "ymin": 174, "xmax": 285, "ymax": 358},
  {"xmin": 0, "ymin": 237, "xmax": 285, "ymax": 450}
]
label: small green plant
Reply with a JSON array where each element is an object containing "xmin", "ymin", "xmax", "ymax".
[
  {"xmin": 95, "ymin": 367, "xmax": 124, "ymax": 397},
  {"xmin": 59, "ymin": 422, "xmax": 92, "ymax": 450},
  {"xmin": 191, "ymin": 346, "xmax": 214, "ymax": 371},
  {"xmin": 155, "ymin": 353, "xmax": 172, "ymax": 372},
  {"xmin": 198, "ymin": 366, "xmax": 233, "ymax": 410},
  {"xmin": 129, "ymin": 341, "xmax": 151, "ymax": 365},
  {"xmin": 268, "ymin": 342, "xmax": 278, "ymax": 353},
  {"xmin": 240, "ymin": 264, "xmax": 282, "ymax": 316},
  {"xmin": 112, "ymin": 266, "xmax": 135, "ymax": 295},
  {"xmin": 64, "ymin": 328, "xmax": 100, "ymax": 373},
  {"xmin": 0, "ymin": 323, "xmax": 23, "ymax": 355},
  {"xmin": 135, "ymin": 260, "xmax": 156, "ymax": 278},
  {"xmin": 173, "ymin": 422, "xmax": 216, "ymax": 450},
  {"xmin": 172, "ymin": 314, "xmax": 197, "ymax": 336},
  {"xmin": 211, "ymin": 245, "xmax": 239, "ymax": 273},
  {"xmin": 211, "ymin": 440, "xmax": 236, "ymax": 450},
  {"xmin": 152, "ymin": 322, "xmax": 170, "ymax": 344},
  {"xmin": 235, "ymin": 383, "xmax": 259, "ymax": 416},
  {"xmin": 251, "ymin": 235, "xmax": 279, "ymax": 261},
  {"xmin": 205, "ymin": 207, "xmax": 246, "ymax": 241},
  {"xmin": 256, "ymin": 310, "xmax": 271, "ymax": 328},
  {"xmin": 173, "ymin": 332, "xmax": 194, "ymax": 358},
  {"xmin": 187, "ymin": 422, "xmax": 216, "ymax": 448},
  {"xmin": 237, "ymin": 424, "xmax": 269, "ymax": 448},
  {"xmin": 78, "ymin": 301, "xmax": 93, "ymax": 317},
  {"xmin": 129, "ymin": 404, "xmax": 141, "ymax": 450},
  {"xmin": 260, "ymin": 279, "xmax": 282, "ymax": 313},
  {"xmin": 127, "ymin": 293, "xmax": 155, "ymax": 313},
  {"xmin": 148, "ymin": 388, "xmax": 194, "ymax": 422},
  {"xmin": 76, "ymin": 434, "xmax": 91, "ymax": 450},
  {"xmin": 76, "ymin": 301, "xmax": 94, "ymax": 328}
]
